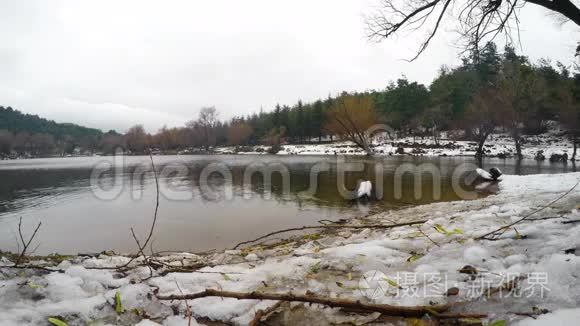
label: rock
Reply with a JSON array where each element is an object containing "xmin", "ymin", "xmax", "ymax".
[
  {"xmin": 535, "ymin": 150, "xmax": 546, "ymax": 161},
  {"xmin": 446, "ymin": 287, "xmax": 460, "ymax": 296},
  {"xmin": 459, "ymin": 265, "xmax": 478, "ymax": 275},
  {"xmin": 550, "ymin": 153, "xmax": 568, "ymax": 162},
  {"xmin": 395, "ymin": 147, "xmax": 405, "ymax": 154}
]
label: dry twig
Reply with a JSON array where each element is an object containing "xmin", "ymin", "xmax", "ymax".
[
  {"xmin": 86, "ymin": 151, "xmax": 161, "ymax": 273},
  {"xmin": 476, "ymin": 180, "xmax": 579, "ymax": 240},
  {"xmin": 14, "ymin": 217, "xmax": 42, "ymax": 267},
  {"xmin": 416, "ymin": 225, "xmax": 440, "ymax": 247},
  {"xmin": 233, "ymin": 220, "xmax": 428, "ymax": 249},
  {"xmin": 249, "ymin": 301, "xmax": 282, "ymax": 326}
]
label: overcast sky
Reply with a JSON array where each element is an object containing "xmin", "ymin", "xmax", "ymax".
[{"xmin": 0, "ymin": 0, "xmax": 578, "ymax": 133}]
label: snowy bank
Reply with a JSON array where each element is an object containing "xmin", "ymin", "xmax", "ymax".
[
  {"xmin": 216, "ymin": 127, "xmax": 576, "ymax": 161},
  {"xmin": 1, "ymin": 172, "xmax": 580, "ymax": 325}
]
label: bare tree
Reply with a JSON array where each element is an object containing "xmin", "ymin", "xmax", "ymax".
[
  {"xmin": 463, "ymin": 87, "xmax": 504, "ymax": 157},
  {"xmin": 0, "ymin": 130, "xmax": 13, "ymax": 155},
  {"xmin": 558, "ymin": 85, "xmax": 580, "ymax": 160},
  {"xmin": 366, "ymin": 0, "xmax": 580, "ymax": 60},
  {"xmin": 125, "ymin": 125, "xmax": 148, "ymax": 154},
  {"xmin": 189, "ymin": 107, "xmax": 219, "ymax": 151},
  {"xmin": 227, "ymin": 121, "xmax": 253, "ymax": 146},
  {"xmin": 30, "ymin": 133, "xmax": 55, "ymax": 155},
  {"xmin": 13, "ymin": 132, "xmax": 30, "ymax": 155},
  {"xmin": 324, "ymin": 95, "xmax": 378, "ymax": 155},
  {"xmin": 499, "ymin": 60, "xmax": 546, "ymax": 159},
  {"xmin": 100, "ymin": 132, "xmax": 125, "ymax": 154}
]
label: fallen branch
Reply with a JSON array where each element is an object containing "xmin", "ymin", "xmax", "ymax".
[
  {"xmin": 436, "ymin": 312, "xmax": 488, "ymax": 319},
  {"xmin": 527, "ymin": 216, "xmax": 563, "ymax": 221},
  {"xmin": 483, "ymin": 276, "xmax": 526, "ymax": 298},
  {"xmin": 476, "ymin": 180, "xmax": 579, "ymax": 240},
  {"xmin": 157, "ymin": 289, "xmax": 449, "ymax": 318},
  {"xmin": 2, "ymin": 264, "xmax": 64, "ymax": 273},
  {"xmin": 562, "ymin": 219, "xmax": 580, "ymax": 224},
  {"xmin": 512, "ymin": 307, "xmax": 550, "ymax": 319},
  {"xmin": 249, "ymin": 301, "xmax": 282, "ymax": 326},
  {"xmin": 174, "ymin": 280, "xmax": 193, "ymax": 326},
  {"xmin": 233, "ymin": 220, "xmax": 428, "ymax": 249},
  {"xmin": 156, "ymin": 262, "xmax": 208, "ymax": 276},
  {"xmin": 374, "ymin": 312, "xmax": 488, "ymax": 322}
]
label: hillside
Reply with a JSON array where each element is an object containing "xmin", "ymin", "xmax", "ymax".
[{"xmin": 0, "ymin": 106, "xmax": 103, "ymax": 139}]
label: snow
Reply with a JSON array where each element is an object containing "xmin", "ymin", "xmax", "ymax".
[
  {"xmin": 514, "ymin": 308, "xmax": 580, "ymax": 326},
  {"xmin": 1, "ymin": 172, "xmax": 579, "ymax": 324},
  {"xmin": 463, "ymin": 246, "xmax": 491, "ymax": 265},
  {"xmin": 216, "ymin": 123, "xmax": 577, "ymax": 160}
]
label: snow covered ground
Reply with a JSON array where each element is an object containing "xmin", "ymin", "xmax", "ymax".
[
  {"xmin": 216, "ymin": 125, "xmax": 576, "ymax": 160},
  {"xmin": 1, "ymin": 172, "xmax": 580, "ymax": 325}
]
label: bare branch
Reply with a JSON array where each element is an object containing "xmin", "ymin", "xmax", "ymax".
[
  {"xmin": 477, "ymin": 179, "xmax": 580, "ymax": 240},
  {"xmin": 366, "ymin": 0, "xmax": 580, "ymax": 59},
  {"xmin": 409, "ymin": 0, "xmax": 452, "ymax": 61},
  {"xmin": 14, "ymin": 217, "xmax": 42, "ymax": 267},
  {"xmin": 249, "ymin": 301, "xmax": 282, "ymax": 326},
  {"xmin": 157, "ymin": 289, "xmax": 452, "ymax": 318},
  {"xmin": 233, "ymin": 220, "xmax": 428, "ymax": 249},
  {"xmin": 85, "ymin": 150, "xmax": 161, "ymax": 272}
]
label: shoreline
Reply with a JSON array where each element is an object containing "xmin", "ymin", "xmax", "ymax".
[
  {"xmin": 220, "ymin": 131, "xmax": 577, "ymax": 161},
  {"xmin": 1, "ymin": 172, "xmax": 580, "ymax": 325},
  {"xmin": 1, "ymin": 129, "xmax": 577, "ymax": 162}
]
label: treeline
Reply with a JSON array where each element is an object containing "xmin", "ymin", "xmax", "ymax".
[
  {"xmin": 124, "ymin": 43, "xmax": 578, "ymax": 157},
  {"xmin": 1, "ymin": 43, "xmax": 578, "ymax": 158},
  {"xmin": 0, "ymin": 106, "xmax": 111, "ymax": 157}
]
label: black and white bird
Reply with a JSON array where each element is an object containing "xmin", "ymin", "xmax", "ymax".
[
  {"xmin": 476, "ymin": 167, "xmax": 503, "ymax": 181},
  {"xmin": 354, "ymin": 180, "xmax": 372, "ymax": 199}
]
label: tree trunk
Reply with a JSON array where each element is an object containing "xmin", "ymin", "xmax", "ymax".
[
  {"xmin": 513, "ymin": 133, "xmax": 523, "ymax": 160},
  {"xmin": 360, "ymin": 138, "xmax": 374, "ymax": 156},
  {"xmin": 464, "ymin": 128, "xmax": 474, "ymax": 140},
  {"xmin": 573, "ymin": 137, "xmax": 577, "ymax": 161},
  {"xmin": 476, "ymin": 137, "xmax": 486, "ymax": 158}
]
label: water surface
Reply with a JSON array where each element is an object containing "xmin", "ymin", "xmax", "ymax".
[{"xmin": 0, "ymin": 155, "xmax": 575, "ymax": 254}]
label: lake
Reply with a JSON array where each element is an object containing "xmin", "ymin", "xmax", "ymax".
[{"xmin": 0, "ymin": 155, "xmax": 576, "ymax": 255}]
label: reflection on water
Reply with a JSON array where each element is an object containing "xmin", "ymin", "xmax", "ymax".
[{"xmin": 0, "ymin": 155, "xmax": 575, "ymax": 254}]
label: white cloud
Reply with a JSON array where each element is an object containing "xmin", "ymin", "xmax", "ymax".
[{"xmin": 0, "ymin": 0, "xmax": 577, "ymax": 132}]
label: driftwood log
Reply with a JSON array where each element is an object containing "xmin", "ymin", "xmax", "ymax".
[{"xmin": 157, "ymin": 289, "xmax": 450, "ymax": 318}]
